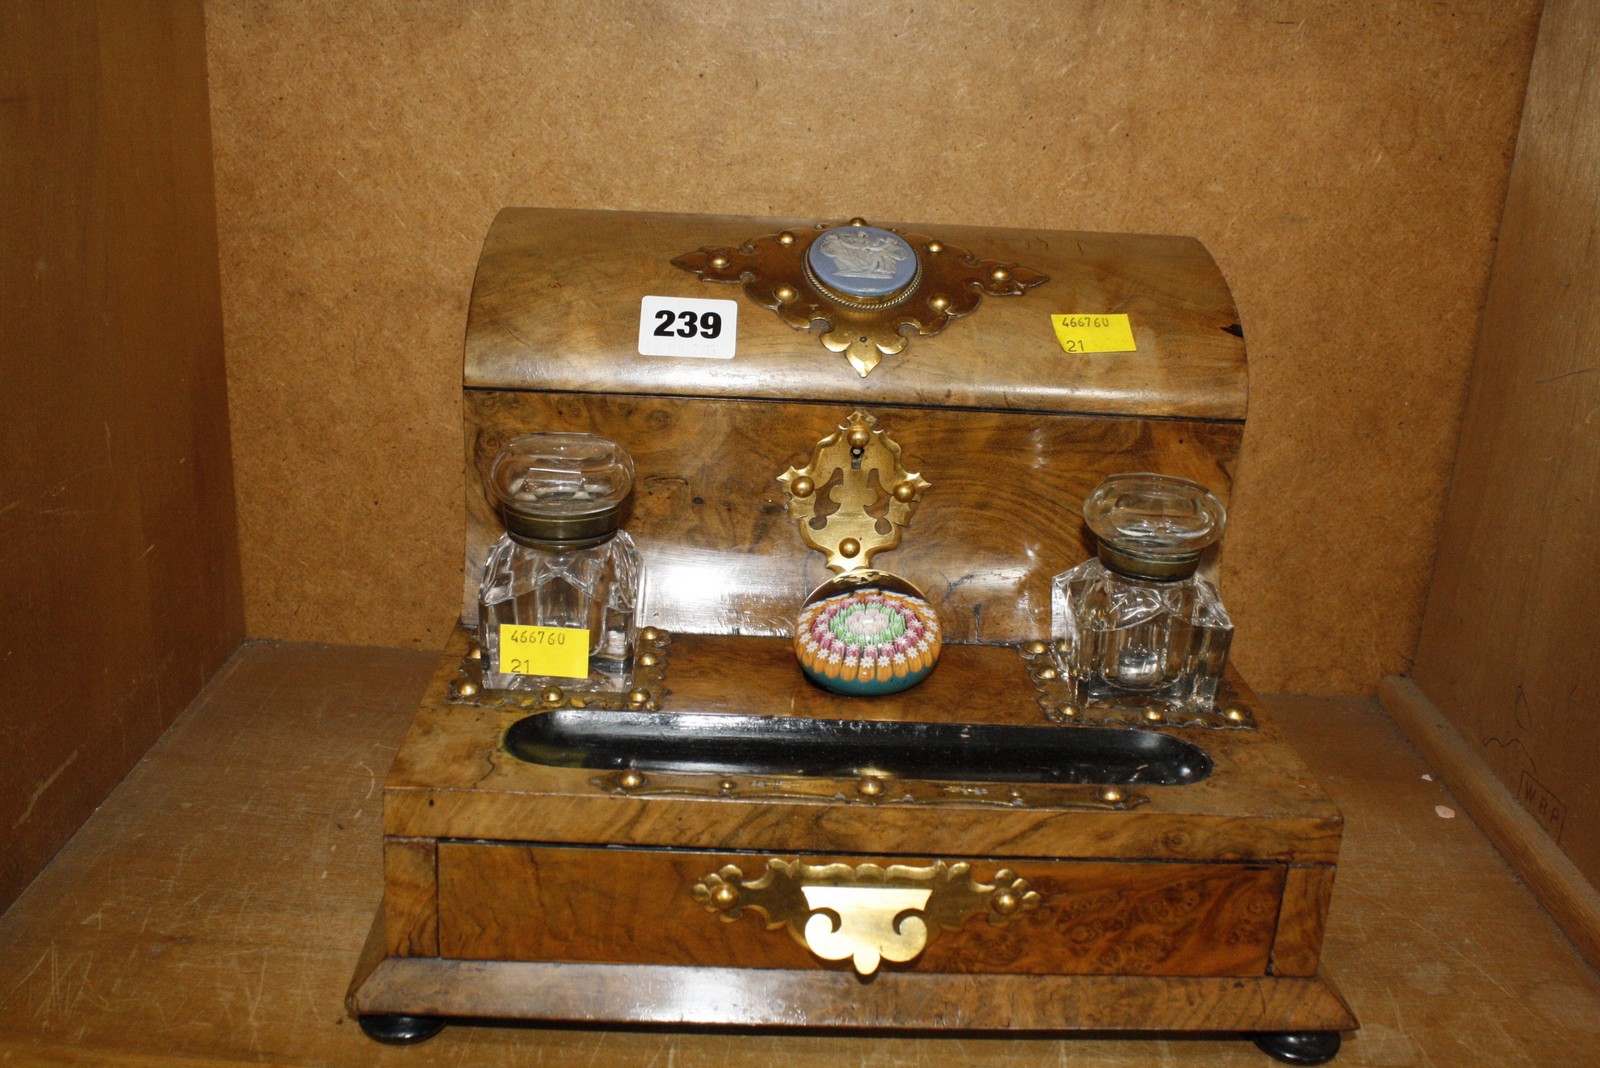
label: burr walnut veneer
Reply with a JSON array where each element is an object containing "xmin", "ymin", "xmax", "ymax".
[{"xmin": 348, "ymin": 209, "xmax": 1354, "ymax": 1056}]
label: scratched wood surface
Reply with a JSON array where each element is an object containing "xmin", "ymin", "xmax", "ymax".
[{"xmin": 1, "ymin": 644, "xmax": 1598, "ymax": 1066}]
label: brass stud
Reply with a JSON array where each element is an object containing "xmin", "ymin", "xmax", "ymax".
[
  {"xmin": 454, "ymin": 680, "xmax": 479, "ymax": 698},
  {"xmin": 991, "ymin": 267, "xmax": 1010, "ymax": 282},
  {"xmin": 465, "ymin": 641, "xmax": 483, "ymax": 660},
  {"xmin": 891, "ymin": 481, "xmax": 917, "ymax": 502},
  {"xmin": 628, "ymin": 688, "xmax": 650, "ymax": 706},
  {"xmin": 620, "ymin": 770, "xmax": 646, "ymax": 789},
  {"xmin": 857, "ymin": 776, "xmax": 885, "ymax": 797},
  {"xmin": 927, "ymin": 241, "xmax": 943, "ymax": 254},
  {"xmin": 1099, "ymin": 786, "xmax": 1125, "ymax": 803},
  {"xmin": 930, "ymin": 295, "xmax": 950, "ymax": 311},
  {"xmin": 645, "ymin": 700, "xmax": 659, "ymax": 711},
  {"xmin": 1039, "ymin": 666, "xmax": 1060, "ymax": 680},
  {"xmin": 641, "ymin": 626, "xmax": 660, "ymax": 642},
  {"xmin": 791, "ymin": 476, "xmax": 815, "ymax": 498},
  {"xmin": 1143, "ymin": 708, "xmax": 1164, "ymax": 724},
  {"xmin": 569, "ymin": 698, "xmax": 586, "ymax": 709},
  {"xmin": 775, "ymin": 284, "xmax": 797, "ymax": 302},
  {"xmin": 777, "ymin": 231, "xmax": 796, "ymax": 245},
  {"xmin": 542, "ymin": 686, "xmax": 564, "ymax": 705},
  {"xmin": 711, "ymin": 884, "xmax": 738, "ymax": 908},
  {"xmin": 1061, "ymin": 705, "xmax": 1080, "ymax": 719},
  {"xmin": 1225, "ymin": 706, "xmax": 1248, "ymax": 723},
  {"xmin": 719, "ymin": 779, "xmax": 737, "ymax": 791},
  {"xmin": 638, "ymin": 652, "xmax": 658, "ymax": 667},
  {"xmin": 846, "ymin": 426, "xmax": 872, "ymax": 449},
  {"xmin": 849, "ymin": 217, "xmax": 867, "ymax": 226},
  {"xmin": 993, "ymin": 889, "xmax": 1019, "ymax": 915},
  {"xmin": 839, "ymin": 537, "xmax": 861, "ymax": 559},
  {"xmin": 710, "ymin": 254, "xmax": 730, "ymax": 268},
  {"xmin": 1024, "ymin": 640, "xmax": 1048, "ymax": 656}
]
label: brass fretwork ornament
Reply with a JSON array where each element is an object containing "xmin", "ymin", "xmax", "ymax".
[{"xmin": 673, "ymin": 218, "xmax": 1048, "ymax": 377}]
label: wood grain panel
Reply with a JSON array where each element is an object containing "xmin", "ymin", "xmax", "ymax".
[
  {"xmin": 383, "ymin": 838, "xmax": 438, "ymax": 957},
  {"xmin": 466, "ymin": 209, "xmax": 1248, "ymax": 420},
  {"xmin": 1270, "ymin": 865, "xmax": 1336, "ymax": 977},
  {"xmin": 1410, "ymin": 0, "xmax": 1600, "ymax": 901},
  {"xmin": 437, "ymin": 843, "xmax": 1282, "ymax": 977},
  {"xmin": 0, "ymin": 0, "xmax": 241, "ymax": 912},
  {"xmin": 463, "ymin": 391, "xmax": 1240, "ymax": 640}
]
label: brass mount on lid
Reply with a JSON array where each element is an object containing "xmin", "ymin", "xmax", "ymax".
[{"xmin": 673, "ymin": 218, "xmax": 1048, "ymax": 377}]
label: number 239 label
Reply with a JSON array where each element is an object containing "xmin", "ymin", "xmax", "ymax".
[{"xmin": 638, "ymin": 296, "xmax": 738, "ymax": 359}]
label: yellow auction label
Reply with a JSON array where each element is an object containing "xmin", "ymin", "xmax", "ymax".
[
  {"xmin": 498, "ymin": 624, "xmax": 589, "ymax": 679},
  {"xmin": 1051, "ymin": 313, "xmax": 1137, "ymax": 354}
]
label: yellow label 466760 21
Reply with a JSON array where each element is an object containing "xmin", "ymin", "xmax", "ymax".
[
  {"xmin": 498, "ymin": 624, "xmax": 589, "ymax": 679},
  {"xmin": 1051, "ymin": 313, "xmax": 1137, "ymax": 354}
]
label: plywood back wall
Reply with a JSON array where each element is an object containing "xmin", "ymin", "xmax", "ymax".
[{"xmin": 205, "ymin": 1, "xmax": 1540, "ymax": 694}]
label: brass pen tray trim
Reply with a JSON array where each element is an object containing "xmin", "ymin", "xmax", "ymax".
[{"xmin": 591, "ymin": 767, "xmax": 1147, "ymax": 812}]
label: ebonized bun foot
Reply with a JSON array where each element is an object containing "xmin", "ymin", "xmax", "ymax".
[
  {"xmin": 1253, "ymin": 1030, "xmax": 1342, "ymax": 1064},
  {"xmin": 358, "ymin": 1013, "xmax": 446, "ymax": 1044}
]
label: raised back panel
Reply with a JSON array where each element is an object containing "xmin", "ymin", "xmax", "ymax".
[{"xmin": 462, "ymin": 209, "xmax": 1247, "ymax": 643}]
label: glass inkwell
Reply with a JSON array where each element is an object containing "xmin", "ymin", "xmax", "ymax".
[
  {"xmin": 477, "ymin": 433, "xmax": 643, "ymax": 693},
  {"xmin": 1051, "ymin": 473, "xmax": 1233, "ymax": 714},
  {"xmin": 780, "ymin": 410, "xmax": 941, "ymax": 696}
]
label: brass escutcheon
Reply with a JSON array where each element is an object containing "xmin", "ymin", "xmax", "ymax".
[
  {"xmin": 691, "ymin": 858, "xmax": 1041, "ymax": 976},
  {"xmin": 778, "ymin": 409, "xmax": 929, "ymax": 573}
]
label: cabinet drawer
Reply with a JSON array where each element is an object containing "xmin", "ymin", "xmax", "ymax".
[{"xmin": 436, "ymin": 842, "xmax": 1285, "ymax": 977}]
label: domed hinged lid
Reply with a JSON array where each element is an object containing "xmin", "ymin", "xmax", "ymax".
[
  {"xmin": 1084, "ymin": 473, "xmax": 1225, "ymax": 581},
  {"xmin": 487, "ymin": 432, "xmax": 634, "ymax": 548}
]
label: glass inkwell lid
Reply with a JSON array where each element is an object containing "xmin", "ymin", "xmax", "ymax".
[
  {"xmin": 486, "ymin": 433, "xmax": 634, "ymax": 549},
  {"xmin": 1084, "ymin": 473, "xmax": 1226, "ymax": 581}
]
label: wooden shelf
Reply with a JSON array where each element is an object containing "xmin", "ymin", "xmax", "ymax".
[{"xmin": 1, "ymin": 643, "xmax": 1597, "ymax": 1065}]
